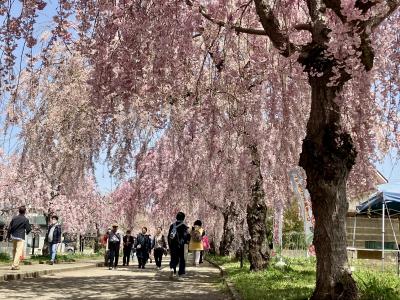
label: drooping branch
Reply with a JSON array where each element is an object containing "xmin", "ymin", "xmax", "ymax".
[
  {"xmin": 370, "ymin": 0, "xmax": 400, "ymax": 28},
  {"xmin": 253, "ymin": 0, "xmax": 299, "ymax": 57},
  {"xmin": 323, "ymin": 0, "xmax": 346, "ymax": 22},
  {"xmin": 294, "ymin": 23, "xmax": 313, "ymax": 32},
  {"xmin": 199, "ymin": 5, "xmax": 267, "ymax": 36}
]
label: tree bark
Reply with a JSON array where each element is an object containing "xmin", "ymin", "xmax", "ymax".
[
  {"xmin": 299, "ymin": 75, "xmax": 358, "ymax": 300},
  {"xmin": 246, "ymin": 143, "xmax": 270, "ymax": 271},
  {"xmin": 219, "ymin": 204, "xmax": 235, "ymax": 256}
]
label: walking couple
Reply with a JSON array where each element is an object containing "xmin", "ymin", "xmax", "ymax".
[{"xmin": 168, "ymin": 212, "xmax": 208, "ymax": 279}]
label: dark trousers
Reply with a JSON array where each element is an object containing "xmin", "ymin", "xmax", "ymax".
[
  {"xmin": 123, "ymin": 246, "xmax": 132, "ymax": 266},
  {"xmin": 108, "ymin": 243, "xmax": 120, "ymax": 268},
  {"xmin": 154, "ymin": 247, "xmax": 164, "ymax": 268},
  {"xmin": 138, "ymin": 256, "xmax": 147, "ymax": 268},
  {"xmin": 137, "ymin": 249, "xmax": 149, "ymax": 268},
  {"xmin": 170, "ymin": 247, "xmax": 185, "ymax": 275},
  {"xmin": 200, "ymin": 250, "xmax": 204, "ymax": 263}
]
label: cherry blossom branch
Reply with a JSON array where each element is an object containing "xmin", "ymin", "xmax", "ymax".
[
  {"xmin": 293, "ymin": 23, "xmax": 313, "ymax": 32},
  {"xmin": 253, "ymin": 0, "xmax": 299, "ymax": 57},
  {"xmin": 370, "ymin": 0, "xmax": 400, "ymax": 28},
  {"xmin": 322, "ymin": 0, "xmax": 346, "ymax": 22},
  {"xmin": 198, "ymin": 5, "xmax": 267, "ymax": 36}
]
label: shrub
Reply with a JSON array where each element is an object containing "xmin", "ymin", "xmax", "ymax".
[{"xmin": 0, "ymin": 252, "xmax": 11, "ymax": 262}]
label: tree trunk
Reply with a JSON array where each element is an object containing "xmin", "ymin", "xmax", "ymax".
[
  {"xmin": 42, "ymin": 213, "xmax": 51, "ymax": 256},
  {"xmin": 299, "ymin": 76, "xmax": 358, "ymax": 300},
  {"xmin": 94, "ymin": 224, "xmax": 100, "ymax": 253},
  {"xmin": 219, "ymin": 202, "xmax": 237, "ymax": 256},
  {"xmin": 246, "ymin": 143, "xmax": 269, "ymax": 271}
]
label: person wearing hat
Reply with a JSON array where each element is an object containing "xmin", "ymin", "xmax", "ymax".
[
  {"xmin": 107, "ymin": 223, "xmax": 121, "ymax": 270},
  {"xmin": 189, "ymin": 220, "xmax": 204, "ymax": 267}
]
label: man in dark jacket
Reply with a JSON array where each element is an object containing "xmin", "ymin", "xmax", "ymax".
[
  {"xmin": 107, "ymin": 224, "xmax": 121, "ymax": 270},
  {"xmin": 122, "ymin": 230, "xmax": 134, "ymax": 266},
  {"xmin": 47, "ymin": 215, "xmax": 62, "ymax": 265},
  {"xmin": 135, "ymin": 227, "xmax": 152, "ymax": 269},
  {"xmin": 168, "ymin": 212, "xmax": 188, "ymax": 279},
  {"xmin": 7, "ymin": 206, "xmax": 31, "ymax": 270}
]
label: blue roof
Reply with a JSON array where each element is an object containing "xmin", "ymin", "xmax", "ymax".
[{"xmin": 357, "ymin": 182, "xmax": 400, "ymax": 216}]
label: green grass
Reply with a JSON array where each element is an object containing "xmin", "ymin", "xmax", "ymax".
[
  {"xmin": 0, "ymin": 252, "xmax": 11, "ymax": 263},
  {"xmin": 208, "ymin": 255, "xmax": 400, "ymax": 300},
  {"xmin": 31, "ymin": 252, "xmax": 103, "ymax": 263}
]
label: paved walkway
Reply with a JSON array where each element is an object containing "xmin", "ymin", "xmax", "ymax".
[{"xmin": 0, "ymin": 259, "xmax": 229, "ymax": 299}]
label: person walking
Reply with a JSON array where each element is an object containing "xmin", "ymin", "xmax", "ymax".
[
  {"xmin": 102, "ymin": 228, "xmax": 111, "ymax": 265},
  {"xmin": 7, "ymin": 206, "xmax": 31, "ymax": 270},
  {"xmin": 47, "ymin": 215, "xmax": 62, "ymax": 265},
  {"xmin": 107, "ymin": 224, "xmax": 121, "ymax": 270},
  {"xmin": 189, "ymin": 220, "xmax": 204, "ymax": 267},
  {"xmin": 168, "ymin": 212, "xmax": 188, "ymax": 279},
  {"xmin": 123, "ymin": 230, "xmax": 134, "ymax": 266},
  {"xmin": 153, "ymin": 227, "xmax": 167, "ymax": 270},
  {"xmin": 135, "ymin": 227, "xmax": 151, "ymax": 269}
]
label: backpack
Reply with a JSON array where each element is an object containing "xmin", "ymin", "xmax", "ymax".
[
  {"xmin": 202, "ymin": 235, "xmax": 210, "ymax": 250},
  {"xmin": 191, "ymin": 229, "xmax": 202, "ymax": 243},
  {"xmin": 169, "ymin": 222, "xmax": 184, "ymax": 245}
]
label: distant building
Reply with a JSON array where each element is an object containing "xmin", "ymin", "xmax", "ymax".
[{"xmin": 346, "ymin": 170, "xmax": 400, "ymax": 259}]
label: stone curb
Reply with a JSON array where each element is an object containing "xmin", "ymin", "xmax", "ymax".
[
  {"xmin": 0, "ymin": 261, "xmax": 104, "ymax": 282},
  {"xmin": 206, "ymin": 258, "xmax": 243, "ymax": 300}
]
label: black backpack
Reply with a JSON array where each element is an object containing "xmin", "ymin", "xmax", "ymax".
[{"xmin": 169, "ymin": 222, "xmax": 184, "ymax": 246}]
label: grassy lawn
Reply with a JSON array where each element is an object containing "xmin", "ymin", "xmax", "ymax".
[{"xmin": 208, "ymin": 255, "xmax": 400, "ymax": 300}]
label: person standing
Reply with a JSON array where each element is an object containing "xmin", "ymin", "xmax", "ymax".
[
  {"xmin": 47, "ymin": 215, "xmax": 62, "ymax": 265},
  {"xmin": 199, "ymin": 230, "xmax": 210, "ymax": 264},
  {"xmin": 123, "ymin": 230, "xmax": 134, "ymax": 266},
  {"xmin": 168, "ymin": 212, "xmax": 188, "ymax": 279},
  {"xmin": 135, "ymin": 227, "xmax": 151, "ymax": 269},
  {"xmin": 189, "ymin": 220, "xmax": 204, "ymax": 267},
  {"xmin": 7, "ymin": 206, "xmax": 31, "ymax": 270},
  {"xmin": 153, "ymin": 227, "xmax": 167, "ymax": 270},
  {"xmin": 102, "ymin": 228, "xmax": 112, "ymax": 265},
  {"xmin": 107, "ymin": 224, "xmax": 121, "ymax": 270}
]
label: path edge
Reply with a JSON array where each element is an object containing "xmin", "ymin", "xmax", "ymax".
[
  {"xmin": 0, "ymin": 261, "xmax": 105, "ymax": 282},
  {"xmin": 206, "ymin": 258, "xmax": 243, "ymax": 300}
]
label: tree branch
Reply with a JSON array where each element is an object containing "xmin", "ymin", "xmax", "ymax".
[
  {"xmin": 199, "ymin": 5, "xmax": 267, "ymax": 36},
  {"xmin": 294, "ymin": 23, "xmax": 313, "ymax": 32},
  {"xmin": 323, "ymin": 0, "xmax": 346, "ymax": 22},
  {"xmin": 370, "ymin": 0, "xmax": 400, "ymax": 29},
  {"xmin": 253, "ymin": 0, "xmax": 299, "ymax": 57}
]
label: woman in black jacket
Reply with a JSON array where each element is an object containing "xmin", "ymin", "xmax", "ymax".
[{"xmin": 135, "ymin": 227, "xmax": 151, "ymax": 269}]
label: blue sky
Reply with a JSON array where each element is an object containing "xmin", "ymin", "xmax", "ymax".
[{"xmin": 376, "ymin": 152, "xmax": 400, "ymax": 182}]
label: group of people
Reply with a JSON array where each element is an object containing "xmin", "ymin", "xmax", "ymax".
[
  {"xmin": 103, "ymin": 211, "xmax": 210, "ymax": 280},
  {"xmin": 103, "ymin": 225, "xmax": 159, "ymax": 270},
  {"xmin": 6, "ymin": 206, "xmax": 63, "ymax": 270},
  {"xmin": 6, "ymin": 206, "xmax": 210, "ymax": 280}
]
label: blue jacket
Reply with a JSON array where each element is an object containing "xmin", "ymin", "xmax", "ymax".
[{"xmin": 47, "ymin": 224, "xmax": 62, "ymax": 243}]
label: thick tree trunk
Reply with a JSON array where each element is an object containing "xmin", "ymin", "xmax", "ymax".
[
  {"xmin": 219, "ymin": 202, "xmax": 238, "ymax": 256},
  {"xmin": 219, "ymin": 211, "xmax": 235, "ymax": 256},
  {"xmin": 246, "ymin": 143, "xmax": 269, "ymax": 271},
  {"xmin": 299, "ymin": 76, "xmax": 357, "ymax": 300}
]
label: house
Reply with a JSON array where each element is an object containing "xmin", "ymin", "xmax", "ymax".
[{"xmin": 346, "ymin": 170, "xmax": 400, "ymax": 260}]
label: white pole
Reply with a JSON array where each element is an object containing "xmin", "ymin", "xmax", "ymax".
[
  {"xmin": 382, "ymin": 199, "xmax": 385, "ymax": 271},
  {"xmin": 352, "ymin": 215, "xmax": 357, "ymax": 248}
]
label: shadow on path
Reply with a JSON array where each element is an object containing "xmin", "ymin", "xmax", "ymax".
[{"xmin": 0, "ymin": 260, "xmax": 229, "ymax": 300}]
